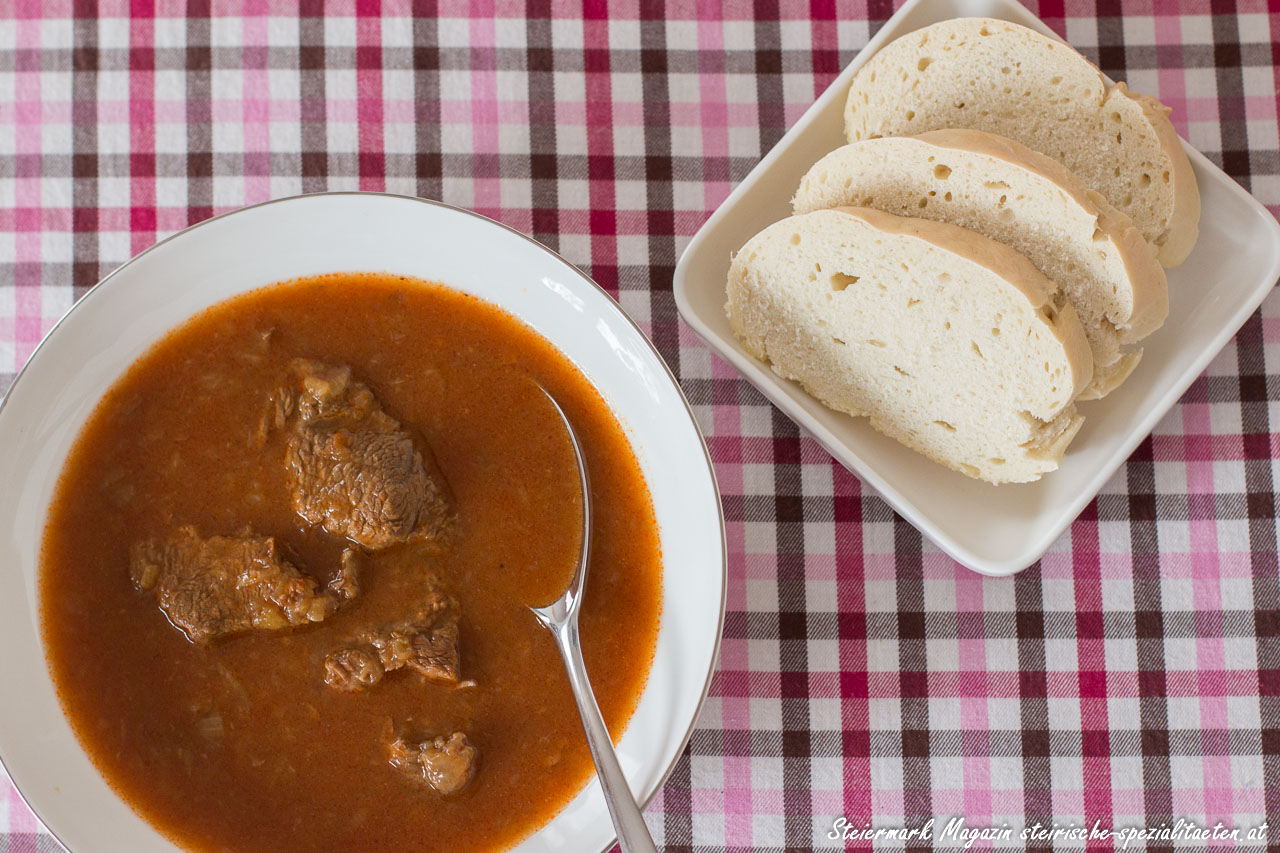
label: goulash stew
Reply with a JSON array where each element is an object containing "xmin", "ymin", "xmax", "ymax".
[{"xmin": 39, "ymin": 273, "xmax": 663, "ymax": 853}]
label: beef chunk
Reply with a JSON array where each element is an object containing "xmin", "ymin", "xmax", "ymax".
[
  {"xmin": 327, "ymin": 547, "xmax": 361, "ymax": 601},
  {"xmin": 388, "ymin": 732, "xmax": 477, "ymax": 795},
  {"xmin": 375, "ymin": 619, "xmax": 458, "ymax": 682},
  {"xmin": 323, "ymin": 647, "xmax": 383, "ymax": 691},
  {"xmin": 282, "ymin": 360, "xmax": 452, "ymax": 549},
  {"xmin": 323, "ymin": 591, "xmax": 461, "ymax": 692},
  {"xmin": 130, "ymin": 526, "xmax": 356, "ymax": 643}
]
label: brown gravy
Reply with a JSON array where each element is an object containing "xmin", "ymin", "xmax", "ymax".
[{"xmin": 39, "ymin": 273, "xmax": 663, "ymax": 853}]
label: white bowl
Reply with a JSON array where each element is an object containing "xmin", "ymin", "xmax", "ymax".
[
  {"xmin": 673, "ymin": 0, "xmax": 1280, "ymax": 575},
  {"xmin": 0, "ymin": 193, "xmax": 726, "ymax": 852}
]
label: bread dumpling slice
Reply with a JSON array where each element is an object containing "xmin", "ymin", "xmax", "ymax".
[
  {"xmin": 793, "ymin": 129, "xmax": 1167, "ymax": 399},
  {"xmin": 727, "ymin": 207, "xmax": 1094, "ymax": 483},
  {"xmin": 842, "ymin": 17, "xmax": 1199, "ymax": 267}
]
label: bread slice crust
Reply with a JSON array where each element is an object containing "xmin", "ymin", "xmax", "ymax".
[
  {"xmin": 726, "ymin": 207, "xmax": 1094, "ymax": 483},
  {"xmin": 793, "ymin": 129, "xmax": 1167, "ymax": 397},
  {"xmin": 842, "ymin": 17, "xmax": 1200, "ymax": 267}
]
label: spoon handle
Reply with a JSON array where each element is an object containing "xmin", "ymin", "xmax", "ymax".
[{"xmin": 548, "ymin": 619, "xmax": 659, "ymax": 853}]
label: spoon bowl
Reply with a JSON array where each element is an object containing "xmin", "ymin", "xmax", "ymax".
[{"xmin": 529, "ymin": 388, "xmax": 659, "ymax": 853}]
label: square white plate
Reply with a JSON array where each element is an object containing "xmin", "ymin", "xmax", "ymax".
[{"xmin": 673, "ymin": 0, "xmax": 1280, "ymax": 575}]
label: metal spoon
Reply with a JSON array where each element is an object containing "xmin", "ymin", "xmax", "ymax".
[{"xmin": 530, "ymin": 389, "xmax": 659, "ymax": 853}]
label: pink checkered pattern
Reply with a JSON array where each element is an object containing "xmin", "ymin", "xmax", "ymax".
[{"xmin": 2, "ymin": 1, "xmax": 1280, "ymax": 851}]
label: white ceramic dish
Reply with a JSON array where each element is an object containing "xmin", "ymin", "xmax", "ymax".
[
  {"xmin": 674, "ymin": 0, "xmax": 1280, "ymax": 576},
  {"xmin": 0, "ymin": 193, "xmax": 727, "ymax": 853}
]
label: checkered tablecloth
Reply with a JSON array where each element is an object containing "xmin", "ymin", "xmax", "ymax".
[{"xmin": 3, "ymin": 1, "xmax": 1279, "ymax": 851}]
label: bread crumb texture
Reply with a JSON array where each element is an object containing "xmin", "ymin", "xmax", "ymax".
[
  {"xmin": 793, "ymin": 130, "xmax": 1168, "ymax": 397},
  {"xmin": 726, "ymin": 208, "xmax": 1092, "ymax": 484},
  {"xmin": 843, "ymin": 17, "xmax": 1199, "ymax": 267}
]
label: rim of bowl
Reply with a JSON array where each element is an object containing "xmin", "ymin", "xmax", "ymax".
[{"xmin": 0, "ymin": 191, "xmax": 729, "ymax": 853}]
